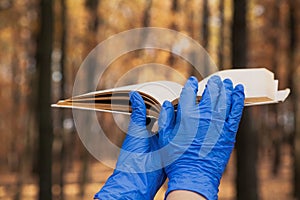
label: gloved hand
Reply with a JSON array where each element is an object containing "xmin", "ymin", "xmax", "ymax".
[
  {"xmin": 158, "ymin": 76, "xmax": 245, "ymax": 200},
  {"xmin": 94, "ymin": 91, "xmax": 166, "ymax": 200}
]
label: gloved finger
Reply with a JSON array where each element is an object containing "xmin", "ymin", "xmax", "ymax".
[
  {"xmin": 223, "ymin": 79, "xmax": 234, "ymax": 117},
  {"xmin": 176, "ymin": 76, "xmax": 198, "ymax": 122},
  {"xmin": 129, "ymin": 91, "xmax": 147, "ymax": 126},
  {"xmin": 226, "ymin": 84, "xmax": 245, "ymax": 134},
  {"xmin": 199, "ymin": 76, "xmax": 225, "ymax": 112},
  {"xmin": 206, "ymin": 75, "xmax": 226, "ymax": 112},
  {"xmin": 158, "ymin": 100, "xmax": 175, "ymax": 134},
  {"xmin": 198, "ymin": 76, "xmax": 226, "ymax": 157},
  {"xmin": 199, "ymin": 80, "xmax": 211, "ymax": 110},
  {"xmin": 180, "ymin": 76, "xmax": 198, "ymax": 107}
]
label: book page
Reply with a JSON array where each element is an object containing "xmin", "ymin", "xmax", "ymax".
[
  {"xmin": 71, "ymin": 81, "xmax": 183, "ymax": 105},
  {"xmin": 197, "ymin": 68, "xmax": 290, "ymax": 106},
  {"xmin": 52, "ymin": 68, "xmax": 290, "ymax": 115}
]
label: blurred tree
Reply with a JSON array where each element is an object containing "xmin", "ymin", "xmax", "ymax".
[
  {"xmin": 143, "ymin": 0, "xmax": 152, "ymax": 27},
  {"xmin": 12, "ymin": 23, "xmax": 22, "ymax": 200},
  {"xmin": 137, "ymin": 0, "xmax": 152, "ymax": 53},
  {"xmin": 232, "ymin": 0, "xmax": 258, "ymax": 199},
  {"xmin": 217, "ymin": 0, "xmax": 224, "ymax": 69},
  {"xmin": 79, "ymin": 0, "xmax": 100, "ymax": 198},
  {"xmin": 202, "ymin": 0, "xmax": 209, "ymax": 49},
  {"xmin": 289, "ymin": 0, "xmax": 300, "ymax": 198},
  {"xmin": 201, "ymin": 0, "xmax": 211, "ymax": 76},
  {"xmin": 58, "ymin": 0, "xmax": 67, "ymax": 199},
  {"xmin": 270, "ymin": 0, "xmax": 281, "ymax": 176},
  {"xmin": 168, "ymin": 0, "xmax": 179, "ymax": 66},
  {"xmin": 35, "ymin": 0, "xmax": 54, "ymax": 199},
  {"xmin": 85, "ymin": 0, "xmax": 99, "ymax": 34},
  {"xmin": 171, "ymin": 0, "xmax": 178, "ymax": 30}
]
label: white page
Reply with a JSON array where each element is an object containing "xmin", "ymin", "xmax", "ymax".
[
  {"xmin": 197, "ymin": 68, "xmax": 275, "ymax": 98},
  {"xmin": 72, "ymin": 81, "xmax": 183, "ymax": 105},
  {"xmin": 196, "ymin": 68, "xmax": 290, "ymax": 106}
]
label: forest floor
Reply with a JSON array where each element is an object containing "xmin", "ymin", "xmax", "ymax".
[{"xmin": 0, "ymin": 144, "xmax": 294, "ymax": 200}]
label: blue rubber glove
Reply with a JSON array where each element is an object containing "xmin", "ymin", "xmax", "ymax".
[
  {"xmin": 158, "ymin": 76, "xmax": 245, "ymax": 200},
  {"xmin": 94, "ymin": 91, "xmax": 166, "ymax": 200}
]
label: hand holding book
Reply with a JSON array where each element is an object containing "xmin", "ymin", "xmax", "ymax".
[{"xmin": 94, "ymin": 75, "xmax": 246, "ymax": 199}]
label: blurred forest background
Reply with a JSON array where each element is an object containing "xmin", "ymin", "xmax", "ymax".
[{"xmin": 0, "ymin": 0, "xmax": 300, "ymax": 199}]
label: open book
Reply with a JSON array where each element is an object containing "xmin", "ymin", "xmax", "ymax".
[{"xmin": 52, "ymin": 68, "xmax": 290, "ymax": 118}]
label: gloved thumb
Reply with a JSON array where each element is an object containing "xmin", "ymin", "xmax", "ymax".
[{"xmin": 158, "ymin": 100, "xmax": 175, "ymax": 134}]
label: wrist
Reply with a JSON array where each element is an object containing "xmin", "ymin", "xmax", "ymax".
[{"xmin": 167, "ymin": 190, "xmax": 206, "ymax": 200}]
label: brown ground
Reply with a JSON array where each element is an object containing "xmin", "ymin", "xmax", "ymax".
[{"xmin": 0, "ymin": 145, "xmax": 294, "ymax": 200}]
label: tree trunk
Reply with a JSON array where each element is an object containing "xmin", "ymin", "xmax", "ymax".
[
  {"xmin": 138, "ymin": 0, "xmax": 152, "ymax": 55},
  {"xmin": 236, "ymin": 111, "xmax": 258, "ymax": 200},
  {"xmin": 232, "ymin": 0, "xmax": 258, "ymax": 199},
  {"xmin": 202, "ymin": 0, "xmax": 209, "ymax": 49},
  {"xmin": 59, "ymin": 0, "xmax": 67, "ymax": 199},
  {"xmin": 12, "ymin": 38, "xmax": 22, "ymax": 200},
  {"xmin": 218, "ymin": 0, "xmax": 224, "ymax": 69},
  {"xmin": 143, "ymin": 0, "xmax": 152, "ymax": 27},
  {"xmin": 270, "ymin": 0, "xmax": 281, "ymax": 176},
  {"xmin": 36, "ymin": 0, "xmax": 54, "ymax": 199},
  {"xmin": 79, "ymin": 0, "xmax": 100, "ymax": 198},
  {"xmin": 289, "ymin": 0, "xmax": 300, "ymax": 198},
  {"xmin": 168, "ymin": 0, "xmax": 179, "ymax": 66}
]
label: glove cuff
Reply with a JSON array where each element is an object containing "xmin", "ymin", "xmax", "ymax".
[
  {"xmin": 165, "ymin": 171, "xmax": 219, "ymax": 200},
  {"xmin": 94, "ymin": 170, "xmax": 166, "ymax": 200}
]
